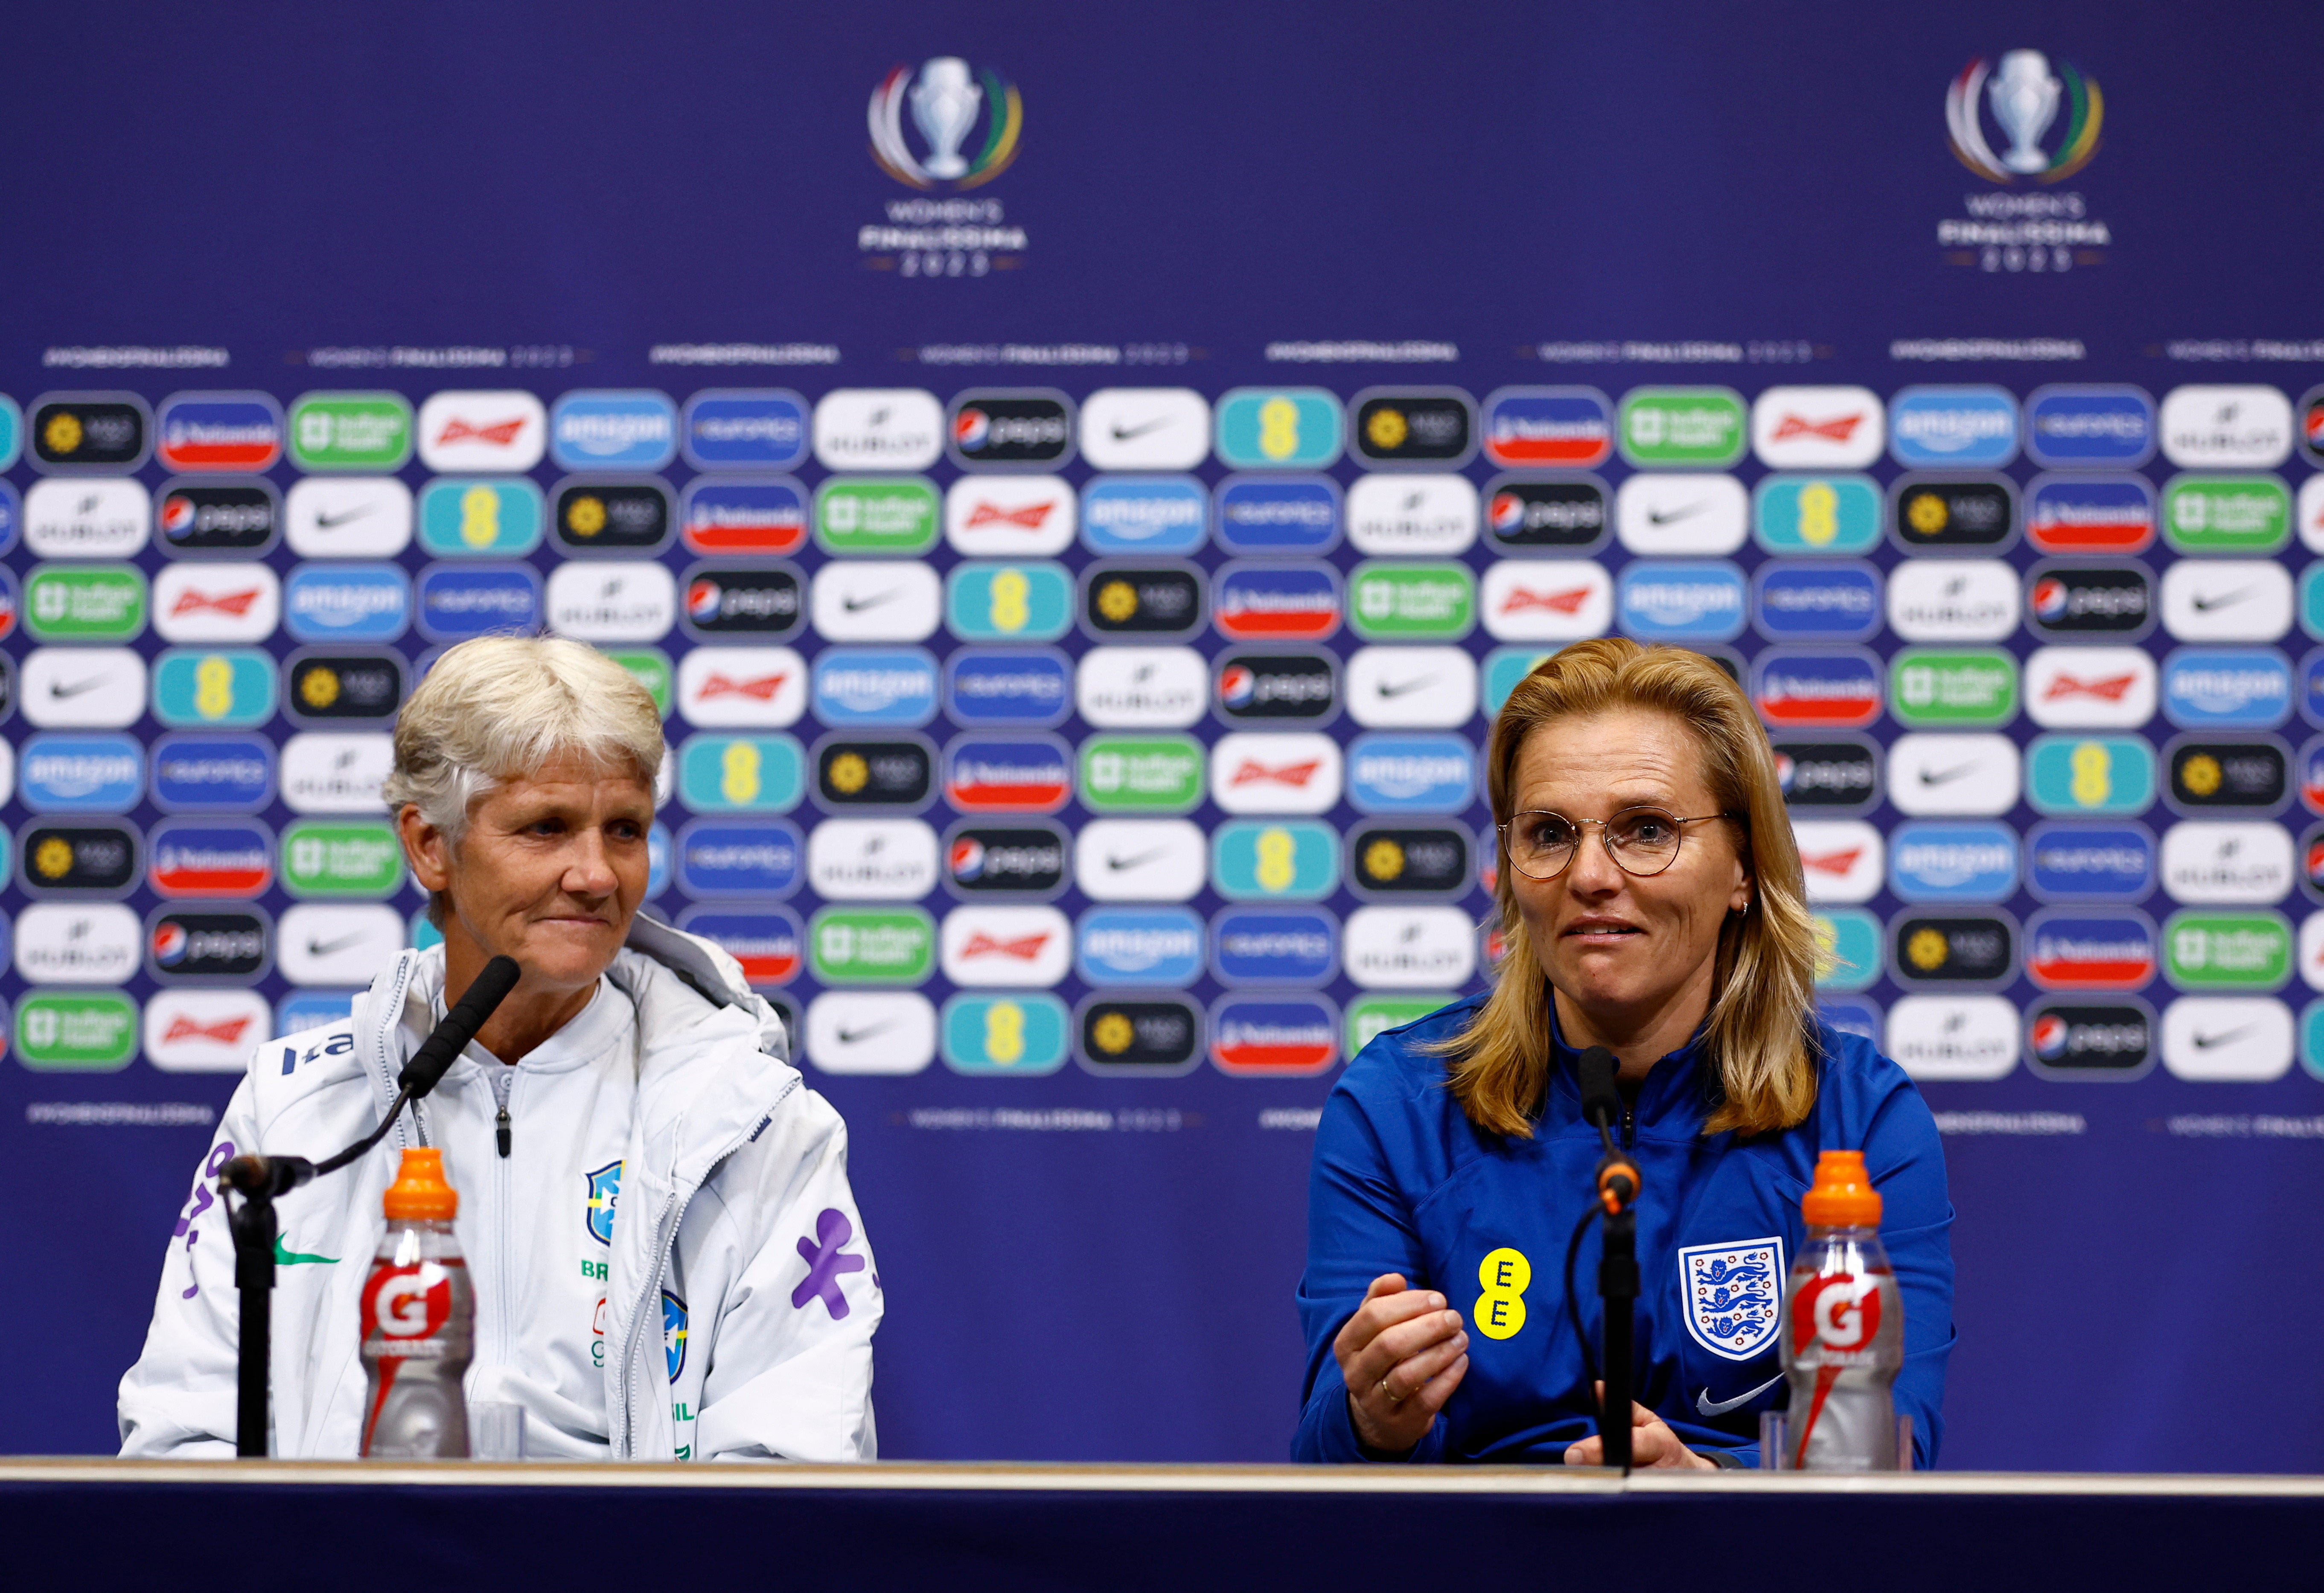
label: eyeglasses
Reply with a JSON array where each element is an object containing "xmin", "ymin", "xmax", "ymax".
[{"xmin": 1497, "ymin": 807, "xmax": 1740, "ymax": 881}]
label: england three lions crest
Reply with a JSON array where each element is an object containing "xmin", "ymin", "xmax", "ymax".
[{"xmin": 1679, "ymin": 1238, "xmax": 1784, "ymax": 1361}]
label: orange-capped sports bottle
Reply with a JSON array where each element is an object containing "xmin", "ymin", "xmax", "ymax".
[
  {"xmin": 358, "ymin": 1148, "xmax": 472, "ymax": 1458},
  {"xmin": 1780, "ymin": 1150, "xmax": 1905, "ymax": 1470}
]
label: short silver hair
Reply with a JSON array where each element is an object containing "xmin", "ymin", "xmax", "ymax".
[{"xmin": 384, "ymin": 635, "xmax": 664, "ymax": 848}]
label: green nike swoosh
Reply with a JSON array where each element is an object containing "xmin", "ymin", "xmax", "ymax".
[{"xmin": 274, "ymin": 1237, "xmax": 338, "ymax": 1266}]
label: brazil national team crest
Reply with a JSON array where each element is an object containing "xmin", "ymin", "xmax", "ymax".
[
  {"xmin": 1679, "ymin": 1237, "xmax": 1784, "ymax": 1361},
  {"xmin": 663, "ymin": 1289, "xmax": 688, "ymax": 1382},
  {"xmin": 585, "ymin": 1159, "xmax": 622, "ymax": 1247}
]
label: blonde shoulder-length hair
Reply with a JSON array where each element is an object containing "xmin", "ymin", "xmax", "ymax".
[{"xmin": 1438, "ymin": 638, "xmax": 1822, "ymax": 1139}]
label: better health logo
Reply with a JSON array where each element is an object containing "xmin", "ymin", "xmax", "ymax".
[
  {"xmin": 1946, "ymin": 50, "xmax": 2102, "ymax": 184},
  {"xmin": 868, "ymin": 58, "xmax": 1022, "ymax": 189}
]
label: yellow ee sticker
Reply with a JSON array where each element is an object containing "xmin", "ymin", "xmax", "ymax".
[{"xmin": 1475, "ymin": 1246, "xmax": 1531, "ymax": 1340}]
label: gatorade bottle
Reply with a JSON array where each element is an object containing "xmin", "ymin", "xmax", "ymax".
[
  {"xmin": 1780, "ymin": 1150, "xmax": 1904, "ymax": 1470},
  {"xmin": 359, "ymin": 1147, "xmax": 473, "ymax": 1458}
]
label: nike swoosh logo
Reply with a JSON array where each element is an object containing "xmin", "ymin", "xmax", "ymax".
[
  {"xmin": 48, "ymin": 674, "xmax": 113, "ymax": 699},
  {"xmin": 1375, "ymin": 676, "xmax": 1436, "ymax": 698},
  {"xmin": 1696, "ymin": 1372, "xmax": 1782, "ymax": 1416},
  {"xmin": 307, "ymin": 933, "xmax": 370, "ymax": 958},
  {"xmin": 2192, "ymin": 1025, "xmax": 2256, "ymax": 1049},
  {"xmin": 312, "ymin": 505, "xmax": 376, "ymax": 528},
  {"xmin": 1918, "ymin": 761, "xmax": 1981, "ymax": 786},
  {"xmin": 274, "ymin": 1236, "xmax": 338, "ymax": 1266},
  {"xmin": 835, "ymin": 1021, "xmax": 899, "ymax": 1045},
  {"xmin": 841, "ymin": 590, "xmax": 898, "ymax": 612},
  {"xmin": 1107, "ymin": 847, "xmax": 1170, "ymax": 871},
  {"xmin": 1110, "ymin": 416, "xmax": 1172, "ymax": 442},
  {"xmin": 2189, "ymin": 589, "xmax": 2251, "ymax": 612},
  {"xmin": 1645, "ymin": 501, "xmax": 1707, "ymax": 526}
]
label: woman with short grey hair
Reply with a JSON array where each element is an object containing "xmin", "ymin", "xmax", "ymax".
[{"xmin": 122, "ymin": 635, "xmax": 882, "ymax": 1461}]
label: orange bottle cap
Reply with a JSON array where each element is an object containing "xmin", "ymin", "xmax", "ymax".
[
  {"xmin": 382, "ymin": 1146, "xmax": 458, "ymax": 1221},
  {"xmin": 1801, "ymin": 1148, "xmax": 1881, "ymax": 1227}
]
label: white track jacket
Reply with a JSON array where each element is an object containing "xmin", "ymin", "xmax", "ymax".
[{"xmin": 118, "ymin": 914, "xmax": 880, "ymax": 1461}]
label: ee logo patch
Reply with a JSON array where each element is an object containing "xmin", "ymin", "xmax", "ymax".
[{"xmin": 1475, "ymin": 1246, "xmax": 1531, "ymax": 1340}]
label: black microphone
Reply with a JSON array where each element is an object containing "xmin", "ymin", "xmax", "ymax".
[
  {"xmin": 1576, "ymin": 1045, "xmax": 1622, "ymax": 1135},
  {"xmin": 397, "ymin": 954, "xmax": 522, "ymax": 1100}
]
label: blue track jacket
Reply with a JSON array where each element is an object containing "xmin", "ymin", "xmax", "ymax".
[{"xmin": 1296, "ymin": 995, "xmax": 1954, "ymax": 1466}]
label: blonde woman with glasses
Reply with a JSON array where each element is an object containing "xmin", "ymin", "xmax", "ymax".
[{"xmin": 1294, "ymin": 639, "xmax": 1954, "ymax": 1467}]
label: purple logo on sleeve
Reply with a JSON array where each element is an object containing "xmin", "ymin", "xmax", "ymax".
[{"xmin": 790, "ymin": 1208, "xmax": 866, "ymax": 1319}]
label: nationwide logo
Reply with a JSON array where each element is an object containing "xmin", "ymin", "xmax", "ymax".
[
  {"xmin": 813, "ymin": 390, "xmax": 944, "ymax": 472},
  {"xmin": 415, "ymin": 391, "xmax": 547, "ymax": 472},
  {"xmin": 1072, "ymin": 817, "xmax": 1207, "ymax": 903},
  {"xmin": 680, "ymin": 389, "xmax": 808, "ymax": 471},
  {"xmin": 2158, "ymin": 385, "xmax": 2294, "ymax": 470},
  {"xmin": 944, "ymin": 561, "xmax": 1066, "ymax": 643},
  {"xmin": 2167, "ymin": 739, "xmax": 2288, "ymax": 811},
  {"xmin": 679, "ymin": 478, "xmax": 808, "ymax": 556},
  {"xmin": 1888, "ymin": 821, "xmax": 2019, "ymax": 902},
  {"xmin": 1773, "ymin": 738, "xmax": 1878, "ymax": 812},
  {"xmin": 1211, "ymin": 906, "xmax": 1338, "ymax": 986},
  {"xmin": 158, "ymin": 481, "xmax": 278, "ymax": 555},
  {"xmin": 1215, "ymin": 476, "xmax": 1340, "ymax": 555},
  {"xmin": 945, "ymin": 734, "xmax": 1070, "ymax": 812},
  {"xmin": 151, "ymin": 732, "xmax": 274, "ymax": 812},
  {"xmin": 153, "ymin": 565, "xmax": 280, "ymax": 645},
  {"xmin": 1616, "ymin": 561, "xmax": 1746, "ymax": 642},
  {"xmin": 676, "ymin": 646, "xmax": 807, "ymax": 727},
  {"xmin": 1213, "ymin": 819, "xmax": 1339, "ymax": 900},
  {"xmin": 680, "ymin": 565, "xmax": 802, "ymax": 638},
  {"xmin": 415, "ymin": 478, "xmax": 542, "ymax": 557},
  {"xmin": 553, "ymin": 481, "xmax": 671, "ymax": 554},
  {"xmin": 675, "ymin": 734, "xmax": 804, "ymax": 814},
  {"xmin": 1082, "ymin": 475, "xmax": 1207, "ymax": 555},
  {"xmin": 1480, "ymin": 387, "xmax": 1612, "ymax": 469},
  {"xmin": 1345, "ymin": 646, "xmax": 1477, "ymax": 731},
  {"xmin": 804, "ymin": 817, "xmax": 938, "ymax": 900},
  {"xmin": 945, "ymin": 474, "xmax": 1074, "ymax": 556},
  {"xmin": 1341, "ymin": 905, "xmax": 1477, "ymax": 990},
  {"xmin": 1753, "ymin": 563, "xmax": 1881, "ymax": 643},
  {"xmin": 1078, "ymin": 389, "xmax": 1212, "ymax": 472},
  {"xmin": 812, "ymin": 648, "xmax": 940, "ymax": 727},
  {"xmin": 1348, "ymin": 824, "xmax": 1470, "ymax": 897},
  {"xmin": 1750, "ymin": 387, "xmax": 1884, "ymax": 470},
  {"xmin": 155, "ymin": 393, "xmax": 285, "ymax": 472},
  {"xmin": 1884, "ymin": 995, "xmax": 2018, "ymax": 1082},
  {"xmin": 1210, "ymin": 994, "xmax": 1338, "ymax": 1075},
  {"xmin": 1792, "ymin": 819, "xmax": 1884, "ymax": 904},
  {"xmin": 415, "ymin": 563, "xmax": 541, "ymax": 643},
  {"xmin": 20, "ymin": 733, "xmax": 142, "ymax": 812},
  {"xmin": 1351, "ymin": 390, "xmax": 1474, "ymax": 467},
  {"xmin": 1945, "ymin": 51, "xmax": 2102, "ymax": 183},
  {"xmin": 1218, "ymin": 650, "xmax": 1337, "ymax": 723},
  {"xmin": 1213, "ymin": 563, "xmax": 1342, "ymax": 643},
  {"xmin": 946, "ymin": 822, "xmax": 1068, "ymax": 897},
  {"xmin": 2027, "ymin": 821, "xmax": 2154, "ymax": 900},
  {"xmin": 24, "ymin": 478, "xmax": 149, "ymax": 557},
  {"xmin": 1346, "ymin": 475, "xmax": 1478, "ymax": 557},
  {"xmin": 548, "ymin": 390, "xmax": 677, "ymax": 471},
  {"xmin": 30, "ymin": 394, "xmax": 150, "ymax": 471},
  {"xmin": 2025, "ymin": 385, "xmax": 2155, "ymax": 467},
  {"xmin": 1083, "ymin": 564, "xmax": 1203, "ymax": 637},
  {"xmin": 15, "ymin": 903, "xmax": 139, "ymax": 984},
  {"xmin": 1891, "ymin": 913, "xmax": 2015, "ymax": 985},
  {"xmin": 1484, "ymin": 478, "xmax": 1608, "ymax": 550},
  {"xmin": 2025, "ymin": 911, "xmax": 2157, "ymax": 989},
  {"xmin": 948, "ymin": 392, "xmax": 1072, "ymax": 467},
  {"xmin": 1075, "ymin": 907, "xmax": 1203, "ymax": 985},
  {"xmin": 2162, "ymin": 649, "xmax": 2292, "ymax": 730},
  {"xmin": 2159, "ymin": 820, "xmax": 2292, "ymax": 904},
  {"xmin": 1211, "ymin": 731, "xmax": 1341, "ymax": 815},
  {"xmin": 2028, "ymin": 563, "xmax": 2151, "ymax": 637},
  {"xmin": 545, "ymin": 561, "xmax": 679, "ymax": 642},
  {"xmin": 674, "ymin": 819, "xmax": 802, "ymax": 897},
  {"xmin": 1751, "ymin": 649, "xmax": 1883, "ymax": 730},
  {"xmin": 2163, "ymin": 476, "xmax": 2292, "ymax": 557},
  {"xmin": 676, "ymin": 908, "xmax": 804, "ymax": 986},
  {"xmin": 946, "ymin": 648, "xmax": 1070, "ymax": 727},
  {"xmin": 1885, "ymin": 559, "xmax": 2019, "ymax": 643},
  {"xmin": 1076, "ymin": 646, "xmax": 1206, "ymax": 729},
  {"xmin": 1077, "ymin": 996, "xmax": 1202, "ymax": 1074},
  {"xmin": 20, "ymin": 821, "xmax": 140, "ymax": 895},
  {"xmin": 1215, "ymin": 388, "xmax": 1344, "ymax": 470},
  {"xmin": 2024, "ymin": 647, "xmax": 2157, "ymax": 729},
  {"xmin": 147, "ymin": 907, "xmax": 269, "ymax": 982},
  {"xmin": 285, "ymin": 651, "xmax": 404, "ymax": 726},
  {"xmin": 1888, "ymin": 387, "xmax": 2018, "ymax": 469},
  {"xmin": 1887, "ymin": 731, "xmax": 2020, "ymax": 818},
  {"xmin": 1893, "ymin": 477, "xmax": 2016, "ymax": 550},
  {"xmin": 1347, "ymin": 733, "xmax": 1475, "ymax": 813},
  {"xmin": 944, "ymin": 904, "xmax": 1073, "ymax": 986},
  {"xmin": 149, "ymin": 818, "xmax": 274, "ymax": 898},
  {"xmin": 1752, "ymin": 475, "xmax": 1882, "ymax": 555},
  {"xmin": 868, "ymin": 57, "xmax": 1022, "ymax": 189},
  {"xmin": 279, "ymin": 731, "xmax": 393, "ymax": 815},
  {"xmin": 2026, "ymin": 999, "xmax": 2152, "ymax": 1077},
  {"xmin": 1614, "ymin": 473, "xmax": 1750, "ymax": 555},
  {"xmin": 804, "ymin": 990, "xmax": 936, "ymax": 1077}
]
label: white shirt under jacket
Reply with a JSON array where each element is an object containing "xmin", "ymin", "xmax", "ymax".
[{"xmin": 117, "ymin": 914, "xmax": 881, "ymax": 1461}]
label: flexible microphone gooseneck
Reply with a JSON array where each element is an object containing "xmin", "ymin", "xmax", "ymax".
[
  {"xmin": 1563, "ymin": 1043, "xmax": 1643, "ymax": 1473},
  {"xmin": 219, "ymin": 955, "xmax": 523, "ymax": 1456}
]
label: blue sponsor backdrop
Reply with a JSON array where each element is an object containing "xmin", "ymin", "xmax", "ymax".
[{"xmin": 3, "ymin": 0, "xmax": 2323, "ymax": 1475}]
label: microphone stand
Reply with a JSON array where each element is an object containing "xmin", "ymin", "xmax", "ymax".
[
  {"xmin": 219, "ymin": 955, "xmax": 521, "ymax": 1458},
  {"xmin": 1574, "ymin": 1046, "xmax": 1641, "ymax": 1474}
]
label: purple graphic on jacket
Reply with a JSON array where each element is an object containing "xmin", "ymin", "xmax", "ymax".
[
  {"xmin": 791, "ymin": 1208, "xmax": 866, "ymax": 1319},
  {"xmin": 176, "ymin": 1142, "xmax": 236, "ymax": 1299}
]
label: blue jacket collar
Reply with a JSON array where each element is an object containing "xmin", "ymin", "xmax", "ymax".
[{"xmin": 1541, "ymin": 995, "xmax": 1711, "ymax": 1133}]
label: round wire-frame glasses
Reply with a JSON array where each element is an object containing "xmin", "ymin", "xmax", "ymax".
[{"xmin": 1497, "ymin": 807, "xmax": 1741, "ymax": 881}]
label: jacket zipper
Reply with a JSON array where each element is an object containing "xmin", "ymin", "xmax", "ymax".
[
  {"xmin": 490, "ymin": 1065, "xmax": 518, "ymax": 1369},
  {"xmin": 489, "ymin": 1063, "xmax": 515, "ymax": 1158},
  {"xmin": 1622, "ymin": 1101, "xmax": 1636, "ymax": 1150}
]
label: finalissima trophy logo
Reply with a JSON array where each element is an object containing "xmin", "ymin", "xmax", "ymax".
[
  {"xmin": 868, "ymin": 57, "xmax": 1023, "ymax": 190},
  {"xmin": 1945, "ymin": 50, "xmax": 2103, "ymax": 184}
]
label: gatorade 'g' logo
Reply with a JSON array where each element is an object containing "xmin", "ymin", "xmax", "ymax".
[
  {"xmin": 1792, "ymin": 1273, "xmax": 1882, "ymax": 1355},
  {"xmin": 362, "ymin": 1262, "xmax": 451, "ymax": 1340}
]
